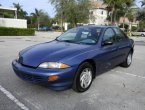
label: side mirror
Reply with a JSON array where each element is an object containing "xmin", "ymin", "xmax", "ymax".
[{"xmin": 102, "ymin": 40, "xmax": 113, "ymax": 46}]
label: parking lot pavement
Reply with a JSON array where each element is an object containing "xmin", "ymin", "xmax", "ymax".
[
  {"xmin": 0, "ymin": 90, "xmax": 21, "ymax": 110},
  {"xmin": 0, "ymin": 33, "xmax": 145, "ymax": 110}
]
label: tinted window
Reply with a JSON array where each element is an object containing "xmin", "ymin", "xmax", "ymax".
[
  {"xmin": 103, "ymin": 28, "xmax": 115, "ymax": 43},
  {"xmin": 113, "ymin": 27, "xmax": 126, "ymax": 42}
]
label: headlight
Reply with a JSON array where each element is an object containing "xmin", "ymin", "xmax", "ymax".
[{"xmin": 38, "ymin": 62, "xmax": 70, "ymax": 69}]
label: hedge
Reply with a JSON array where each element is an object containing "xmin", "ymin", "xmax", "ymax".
[{"xmin": 0, "ymin": 27, "xmax": 35, "ymax": 36}]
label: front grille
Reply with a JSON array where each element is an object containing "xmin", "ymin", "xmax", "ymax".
[{"xmin": 15, "ymin": 70, "xmax": 45, "ymax": 83}]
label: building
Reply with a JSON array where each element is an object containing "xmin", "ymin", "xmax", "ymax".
[
  {"xmin": 89, "ymin": 0, "xmax": 108, "ymax": 25},
  {"xmin": 0, "ymin": 6, "xmax": 27, "ymax": 28}
]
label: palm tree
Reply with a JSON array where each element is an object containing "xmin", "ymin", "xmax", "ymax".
[
  {"xmin": 49, "ymin": 0, "xmax": 68, "ymax": 31},
  {"xmin": 104, "ymin": 0, "xmax": 135, "ymax": 25},
  {"xmin": 13, "ymin": 3, "xmax": 27, "ymax": 19},
  {"xmin": 141, "ymin": 0, "xmax": 145, "ymax": 7},
  {"xmin": 31, "ymin": 8, "xmax": 43, "ymax": 30},
  {"xmin": 13, "ymin": 3, "xmax": 22, "ymax": 11}
]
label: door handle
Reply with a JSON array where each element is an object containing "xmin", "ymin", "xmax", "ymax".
[{"xmin": 111, "ymin": 48, "xmax": 117, "ymax": 51}]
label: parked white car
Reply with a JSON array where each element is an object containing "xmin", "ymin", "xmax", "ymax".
[{"xmin": 131, "ymin": 30, "xmax": 145, "ymax": 37}]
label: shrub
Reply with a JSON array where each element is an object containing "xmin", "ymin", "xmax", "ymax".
[
  {"xmin": 132, "ymin": 26, "xmax": 137, "ymax": 32},
  {"xmin": 0, "ymin": 27, "xmax": 35, "ymax": 36},
  {"xmin": 119, "ymin": 24, "xmax": 129, "ymax": 32}
]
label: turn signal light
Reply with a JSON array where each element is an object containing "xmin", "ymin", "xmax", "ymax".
[
  {"xmin": 48, "ymin": 75, "xmax": 59, "ymax": 81},
  {"xmin": 60, "ymin": 64, "xmax": 70, "ymax": 69}
]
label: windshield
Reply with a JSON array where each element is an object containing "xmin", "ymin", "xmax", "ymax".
[{"xmin": 56, "ymin": 27, "xmax": 102, "ymax": 45}]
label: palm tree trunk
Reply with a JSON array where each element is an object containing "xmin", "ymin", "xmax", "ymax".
[
  {"xmin": 123, "ymin": 13, "xmax": 127, "ymax": 29},
  {"xmin": 37, "ymin": 17, "xmax": 40, "ymax": 30},
  {"xmin": 111, "ymin": 4, "xmax": 115, "ymax": 25},
  {"xmin": 111, "ymin": 12, "xmax": 113, "ymax": 25},
  {"xmin": 114, "ymin": 10, "xmax": 117, "ymax": 25}
]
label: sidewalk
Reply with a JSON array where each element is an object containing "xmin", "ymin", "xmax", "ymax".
[{"xmin": 131, "ymin": 37, "xmax": 145, "ymax": 42}]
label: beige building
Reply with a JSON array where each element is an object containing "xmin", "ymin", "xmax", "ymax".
[{"xmin": 89, "ymin": 0, "xmax": 108, "ymax": 25}]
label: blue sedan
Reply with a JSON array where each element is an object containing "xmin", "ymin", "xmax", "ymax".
[{"xmin": 12, "ymin": 26, "xmax": 134, "ymax": 92}]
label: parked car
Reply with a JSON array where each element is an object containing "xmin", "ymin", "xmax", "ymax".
[
  {"xmin": 131, "ymin": 30, "xmax": 145, "ymax": 37},
  {"xmin": 12, "ymin": 26, "xmax": 134, "ymax": 92},
  {"xmin": 39, "ymin": 26, "xmax": 53, "ymax": 31}
]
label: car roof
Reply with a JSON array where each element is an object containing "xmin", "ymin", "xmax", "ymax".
[{"xmin": 77, "ymin": 25, "xmax": 118, "ymax": 29}]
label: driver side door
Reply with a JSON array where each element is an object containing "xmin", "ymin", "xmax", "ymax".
[{"xmin": 98, "ymin": 28, "xmax": 119, "ymax": 72}]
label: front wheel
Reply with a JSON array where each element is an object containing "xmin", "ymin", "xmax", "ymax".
[
  {"xmin": 121, "ymin": 52, "xmax": 133, "ymax": 68},
  {"xmin": 72, "ymin": 62, "xmax": 94, "ymax": 92}
]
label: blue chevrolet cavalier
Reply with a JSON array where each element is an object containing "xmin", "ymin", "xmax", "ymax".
[{"xmin": 12, "ymin": 26, "xmax": 134, "ymax": 92}]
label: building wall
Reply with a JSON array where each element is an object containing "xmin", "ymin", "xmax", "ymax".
[
  {"xmin": 0, "ymin": 18, "xmax": 27, "ymax": 28},
  {"xmin": 90, "ymin": 9, "xmax": 108, "ymax": 25}
]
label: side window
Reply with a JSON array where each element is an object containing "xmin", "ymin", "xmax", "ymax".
[
  {"xmin": 103, "ymin": 28, "xmax": 115, "ymax": 43},
  {"xmin": 113, "ymin": 28, "xmax": 126, "ymax": 42}
]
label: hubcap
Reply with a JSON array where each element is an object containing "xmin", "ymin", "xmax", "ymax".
[
  {"xmin": 80, "ymin": 68, "xmax": 92, "ymax": 89},
  {"xmin": 127, "ymin": 53, "xmax": 132, "ymax": 65}
]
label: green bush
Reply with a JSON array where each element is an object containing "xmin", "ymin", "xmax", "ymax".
[
  {"xmin": 132, "ymin": 26, "xmax": 138, "ymax": 32},
  {"xmin": 0, "ymin": 27, "xmax": 35, "ymax": 36},
  {"xmin": 119, "ymin": 24, "xmax": 129, "ymax": 31}
]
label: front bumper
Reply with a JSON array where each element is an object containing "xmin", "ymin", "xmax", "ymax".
[{"xmin": 12, "ymin": 60, "xmax": 77, "ymax": 90}]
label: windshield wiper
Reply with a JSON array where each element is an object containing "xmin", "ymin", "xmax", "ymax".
[{"xmin": 57, "ymin": 40, "xmax": 75, "ymax": 43}]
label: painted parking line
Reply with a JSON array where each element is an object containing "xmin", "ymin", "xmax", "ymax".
[
  {"xmin": 111, "ymin": 70, "xmax": 145, "ymax": 79},
  {"xmin": 0, "ymin": 85, "xmax": 29, "ymax": 110}
]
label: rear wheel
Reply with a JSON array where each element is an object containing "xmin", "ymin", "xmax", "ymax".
[
  {"xmin": 141, "ymin": 34, "xmax": 145, "ymax": 37},
  {"xmin": 121, "ymin": 52, "xmax": 133, "ymax": 67},
  {"xmin": 72, "ymin": 62, "xmax": 94, "ymax": 92}
]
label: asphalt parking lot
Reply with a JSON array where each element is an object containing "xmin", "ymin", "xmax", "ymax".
[{"xmin": 0, "ymin": 32, "xmax": 145, "ymax": 110}]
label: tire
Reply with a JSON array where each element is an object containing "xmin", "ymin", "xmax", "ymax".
[
  {"xmin": 121, "ymin": 52, "xmax": 133, "ymax": 68},
  {"xmin": 72, "ymin": 62, "xmax": 94, "ymax": 93},
  {"xmin": 141, "ymin": 34, "xmax": 145, "ymax": 37}
]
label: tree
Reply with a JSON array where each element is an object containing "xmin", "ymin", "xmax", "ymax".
[
  {"xmin": 119, "ymin": 2, "xmax": 135, "ymax": 29},
  {"xmin": 50, "ymin": 0, "xmax": 91, "ymax": 29},
  {"xmin": 31, "ymin": 8, "xmax": 43, "ymax": 30},
  {"xmin": 50, "ymin": 0, "xmax": 68, "ymax": 31},
  {"xmin": 141, "ymin": 0, "xmax": 145, "ymax": 7},
  {"xmin": 136, "ymin": 0, "xmax": 145, "ymax": 29},
  {"xmin": 65, "ymin": 0, "xmax": 91, "ymax": 27},
  {"xmin": 13, "ymin": 3, "xmax": 27, "ymax": 19},
  {"xmin": 103, "ymin": 0, "xmax": 135, "ymax": 25},
  {"xmin": 31, "ymin": 9, "xmax": 50, "ymax": 30}
]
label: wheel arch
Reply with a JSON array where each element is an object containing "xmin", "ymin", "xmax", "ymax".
[
  {"xmin": 79, "ymin": 59, "xmax": 96, "ymax": 78},
  {"xmin": 130, "ymin": 47, "xmax": 134, "ymax": 54}
]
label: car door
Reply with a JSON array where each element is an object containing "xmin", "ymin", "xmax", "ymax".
[
  {"xmin": 113, "ymin": 27, "xmax": 131, "ymax": 63},
  {"xmin": 97, "ymin": 28, "xmax": 119, "ymax": 72}
]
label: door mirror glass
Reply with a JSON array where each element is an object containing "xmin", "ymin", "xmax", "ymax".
[{"xmin": 102, "ymin": 40, "xmax": 113, "ymax": 46}]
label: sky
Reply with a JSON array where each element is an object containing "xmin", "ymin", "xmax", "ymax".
[
  {"xmin": 0, "ymin": 0, "xmax": 142, "ymax": 18},
  {"xmin": 0, "ymin": 0, "xmax": 56, "ymax": 18}
]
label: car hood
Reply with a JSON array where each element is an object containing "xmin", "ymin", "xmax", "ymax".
[{"xmin": 19, "ymin": 40, "xmax": 92, "ymax": 67}]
